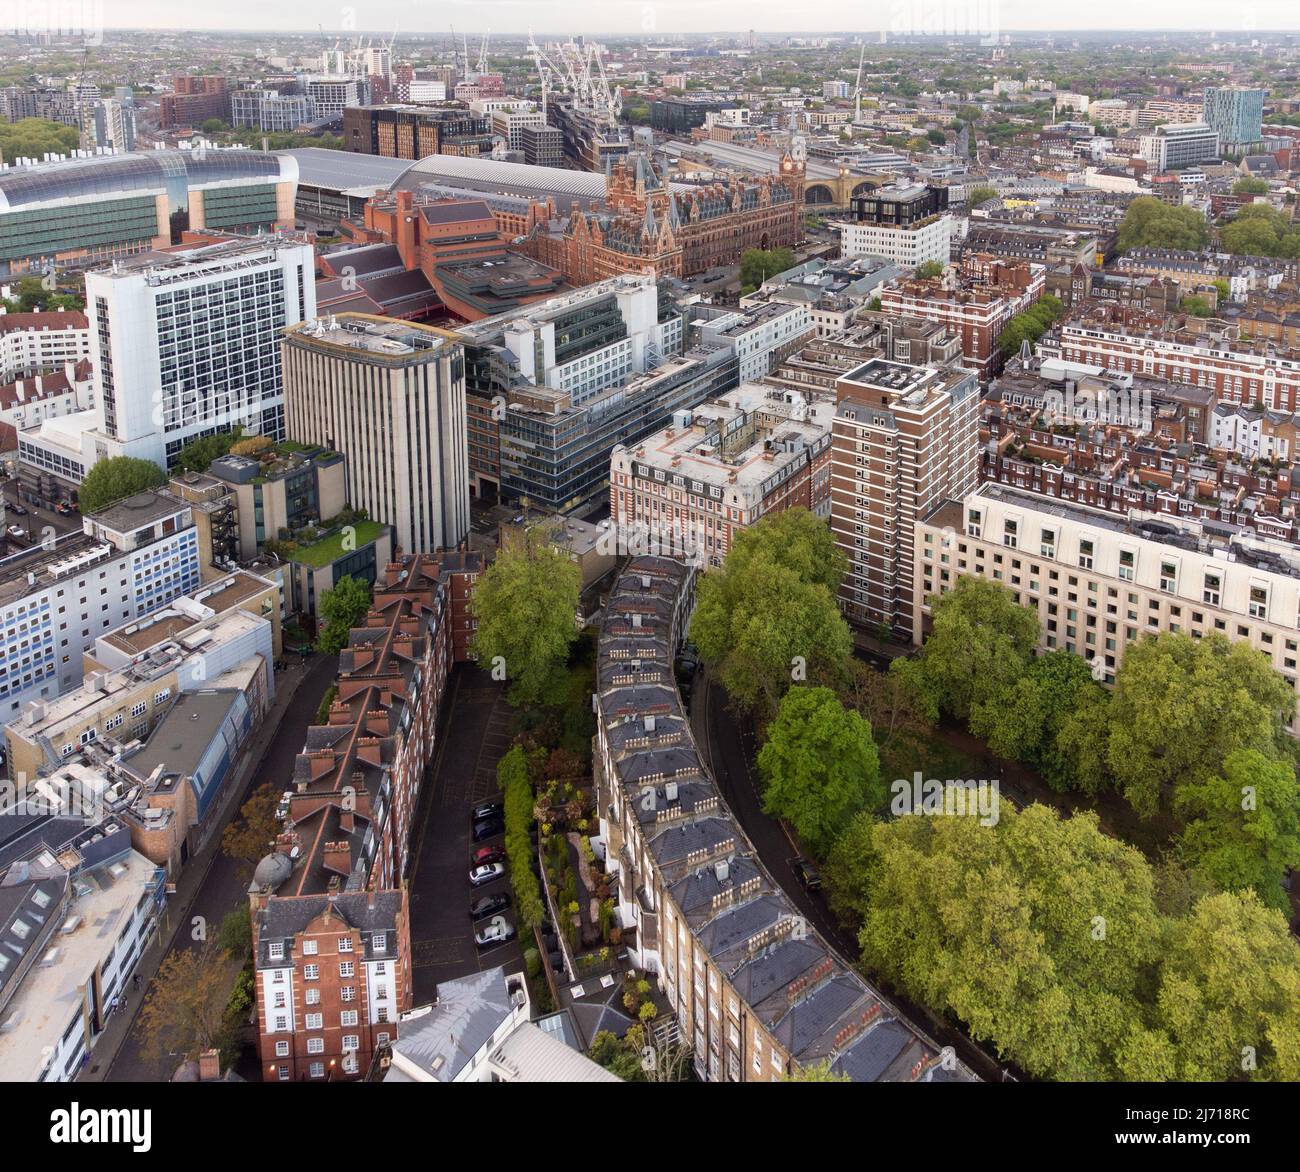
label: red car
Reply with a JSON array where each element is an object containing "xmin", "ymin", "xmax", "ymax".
[{"xmin": 473, "ymin": 845, "xmax": 505, "ymax": 867}]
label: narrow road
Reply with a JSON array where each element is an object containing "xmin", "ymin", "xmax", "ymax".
[{"xmin": 97, "ymin": 654, "xmax": 338, "ymax": 1082}]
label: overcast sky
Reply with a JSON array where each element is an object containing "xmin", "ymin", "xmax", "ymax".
[{"xmin": 93, "ymin": 1, "xmax": 1300, "ymax": 37}]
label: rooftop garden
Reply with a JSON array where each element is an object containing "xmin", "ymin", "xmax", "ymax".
[{"xmin": 283, "ymin": 518, "xmax": 386, "ymax": 568}]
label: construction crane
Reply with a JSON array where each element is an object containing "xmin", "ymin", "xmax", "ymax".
[
  {"xmin": 852, "ymin": 44, "xmax": 866, "ymax": 124},
  {"xmin": 476, "ymin": 30, "xmax": 491, "ymax": 77}
]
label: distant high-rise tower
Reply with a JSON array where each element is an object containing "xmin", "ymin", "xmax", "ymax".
[{"xmin": 1202, "ymin": 86, "xmax": 1265, "ymax": 151}]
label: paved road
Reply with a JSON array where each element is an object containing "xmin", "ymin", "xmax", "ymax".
[
  {"xmin": 406, "ymin": 664, "xmax": 522, "ymax": 1006},
  {"xmin": 97, "ymin": 654, "xmax": 338, "ymax": 1082},
  {"xmin": 0, "ymin": 476, "xmax": 81, "ymax": 548},
  {"xmin": 692, "ymin": 669, "xmax": 1017, "ymax": 1083}
]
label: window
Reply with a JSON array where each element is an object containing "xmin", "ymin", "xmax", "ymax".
[
  {"xmin": 306, "ymin": 1037, "xmax": 324, "ymax": 1055},
  {"xmin": 1078, "ymin": 539, "xmax": 1093, "ymax": 570},
  {"xmin": 277, "ymin": 1065, "xmax": 290, "ymax": 1081},
  {"xmin": 1003, "ymin": 519, "xmax": 1018, "ymax": 549},
  {"xmin": 275, "ymin": 1041, "xmax": 289, "ymax": 1057},
  {"xmin": 308, "ymin": 1061, "xmax": 325, "ymax": 1079},
  {"xmin": 341, "ymin": 986, "xmax": 356, "ymax": 1002},
  {"xmin": 305, "ymin": 1013, "xmax": 323, "ymax": 1030},
  {"xmin": 342, "ymin": 1034, "xmax": 359, "ymax": 1052},
  {"xmin": 341, "ymin": 1009, "xmax": 358, "ymax": 1027},
  {"xmin": 302, "ymin": 940, "xmax": 318, "ymax": 956},
  {"xmin": 339, "ymin": 961, "xmax": 354, "ymax": 978},
  {"xmin": 303, "ymin": 964, "xmax": 319, "ymax": 981},
  {"xmin": 267, "ymin": 942, "xmax": 283, "ymax": 961},
  {"xmin": 1118, "ymin": 549, "xmax": 1134, "ymax": 582},
  {"xmin": 967, "ymin": 509, "xmax": 982, "ymax": 537},
  {"xmin": 372, "ymin": 933, "xmax": 387, "ymax": 952},
  {"xmin": 1250, "ymin": 585, "xmax": 1268, "ymax": 620},
  {"xmin": 1040, "ymin": 528, "xmax": 1055, "ymax": 558},
  {"xmin": 304, "ymin": 988, "xmax": 320, "ymax": 1005},
  {"xmin": 338, "ymin": 937, "xmax": 354, "ymax": 953},
  {"xmin": 1203, "ymin": 572, "xmax": 1221, "ymax": 606},
  {"xmin": 1160, "ymin": 561, "xmax": 1177, "ymax": 593}
]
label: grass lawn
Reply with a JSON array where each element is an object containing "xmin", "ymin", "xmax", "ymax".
[{"xmin": 290, "ymin": 520, "xmax": 385, "ymax": 568}]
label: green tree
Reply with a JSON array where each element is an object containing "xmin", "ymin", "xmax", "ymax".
[
  {"xmin": 470, "ymin": 521, "xmax": 581, "ymax": 707},
  {"xmin": 78, "ymin": 455, "xmax": 166, "ymax": 513},
  {"xmin": 970, "ymin": 650, "xmax": 1107, "ymax": 791},
  {"xmin": 216, "ymin": 907, "xmax": 252, "ymax": 958},
  {"xmin": 822, "ymin": 810, "xmax": 880, "ymax": 927},
  {"xmin": 858, "ymin": 804, "xmax": 1162, "ymax": 1080},
  {"xmin": 910, "ymin": 576, "xmax": 1039, "ymax": 720},
  {"xmin": 967, "ymin": 184, "xmax": 999, "ymax": 206},
  {"xmin": 739, "ymin": 247, "xmax": 796, "ymax": 288},
  {"xmin": 1233, "ymin": 176, "xmax": 1269, "ymax": 195},
  {"xmin": 757, "ymin": 686, "xmax": 883, "ymax": 857},
  {"xmin": 1138, "ymin": 891, "xmax": 1300, "ymax": 1081},
  {"xmin": 0, "ymin": 117, "xmax": 80, "ymax": 164},
  {"xmin": 915, "ymin": 259, "xmax": 944, "ymax": 279},
  {"xmin": 1175, "ymin": 748, "xmax": 1300, "ymax": 912},
  {"xmin": 315, "ymin": 574, "xmax": 372, "ymax": 654},
  {"xmin": 175, "ymin": 426, "xmax": 243, "ymax": 474},
  {"xmin": 222, "ymin": 782, "xmax": 282, "ymax": 878},
  {"xmin": 1180, "ymin": 294, "xmax": 1213, "ymax": 317},
  {"xmin": 1116, "ymin": 197, "xmax": 1210, "ymax": 252},
  {"xmin": 689, "ymin": 509, "xmax": 849, "ymax": 717},
  {"xmin": 1103, "ymin": 632, "xmax": 1294, "ymax": 819},
  {"xmin": 201, "ymin": 117, "xmax": 227, "ymax": 133}
]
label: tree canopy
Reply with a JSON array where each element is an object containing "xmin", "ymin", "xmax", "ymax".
[
  {"xmin": 78, "ymin": 456, "xmax": 166, "ymax": 513},
  {"xmin": 470, "ymin": 521, "xmax": 581, "ymax": 707},
  {"xmin": 757, "ymin": 686, "xmax": 884, "ymax": 857},
  {"xmin": 689, "ymin": 509, "xmax": 850, "ymax": 717},
  {"xmin": 1116, "ymin": 197, "xmax": 1210, "ymax": 252},
  {"xmin": 315, "ymin": 574, "xmax": 372, "ymax": 654}
]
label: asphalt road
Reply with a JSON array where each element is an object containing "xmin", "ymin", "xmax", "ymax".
[
  {"xmin": 694, "ymin": 670, "xmax": 1017, "ymax": 1083},
  {"xmin": 100, "ymin": 654, "xmax": 339, "ymax": 1082},
  {"xmin": 0, "ymin": 476, "xmax": 82, "ymax": 548},
  {"xmin": 406, "ymin": 664, "xmax": 523, "ymax": 1006}
]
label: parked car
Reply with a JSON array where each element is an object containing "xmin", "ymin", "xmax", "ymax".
[
  {"xmin": 791, "ymin": 858, "xmax": 822, "ymax": 892},
  {"xmin": 470, "ymin": 892, "xmax": 511, "ymax": 921},
  {"xmin": 55, "ymin": 502, "xmax": 77, "ymax": 515},
  {"xmin": 471, "ymin": 800, "xmax": 503, "ymax": 822},
  {"xmin": 472, "ymin": 816, "xmax": 504, "ymax": 842},
  {"xmin": 469, "ymin": 862, "xmax": 505, "ymax": 887},
  {"xmin": 8, "ymin": 503, "xmax": 26, "ymax": 516},
  {"xmin": 472, "ymin": 845, "xmax": 505, "ymax": 867},
  {"xmin": 475, "ymin": 919, "xmax": 516, "ymax": 949},
  {"xmin": 5, "ymin": 526, "xmax": 27, "ymax": 543}
]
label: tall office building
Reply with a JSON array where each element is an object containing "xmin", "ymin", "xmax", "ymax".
[
  {"xmin": 283, "ymin": 315, "xmax": 470, "ymax": 555},
  {"xmin": 1202, "ymin": 86, "xmax": 1265, "ymax": 151},
  {"xmin": 830, "ymin": 358, "xmax": 980, "ymax": 639},
  {"xmin": 84, "ymin": 236, "xmax": 316, "ymax": 469}
]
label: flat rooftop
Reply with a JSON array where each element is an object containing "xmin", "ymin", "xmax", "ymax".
[
  {"xmin": 0, "ymin": 850, "xmax": 156, "ymax": 1082},
  {"xmin": 99, "ymin": 571, "xmax": 273, "ymax": 657},
  {"xmin": 120, "ymin": 689, "xmax": 241, "ymax": 782},
  {"xmin": 87, "ymin": 490, "xmax": 188, "ymax": 535},
  {"xmin": 288, "ymin": 313, "xmax": 460, "ymax": 358}
]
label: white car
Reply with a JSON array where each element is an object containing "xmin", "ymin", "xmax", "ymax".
[
  {"xmin": 475, "ymin": 920, "xmax": 516, "ymax": 949},
  {"xmin": 469, "ymin": 862, "xmax": 505, "ymax": 887}
]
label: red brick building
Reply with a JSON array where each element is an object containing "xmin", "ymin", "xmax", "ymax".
[{"xmin": 249, "ymin": 550, "xmax": 482, "ymax": 1082}]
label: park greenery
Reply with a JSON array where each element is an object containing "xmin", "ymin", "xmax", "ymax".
[
  {"xmin": 0, "ymin": 117, "xmax": 78, "ymax": 164},
  {"xmin": 77, "ymin": 455, "xmax": 167, "ymax": 513},
  {"xmin": 693, "ymin": 529, "xmax": 1300, "ymax": 1080},
  {"xmin": 915, "ymin": 259, "xmax": 945, "ymax": 280},
  {"xmin": 1116, "ymin": 197, "xmax": 1211, "ymax": 253},
  {"xmin": 1, "ymin": 273, "xmax": 83, "ymax": 314},
  {"xmin": 997, "ymin": 293, "xmax": 1064, "ymax": 359},
  {"xmin": 470, "ymin": 520, "xmax": 582, "ymax": 707},
  {"xmin": 1219, "ymin": 203, "xmax": 1300, "ymax": 259},
  {"xmin": 739, "ymin": 247, "xmax": 796, "ymax": 290}
]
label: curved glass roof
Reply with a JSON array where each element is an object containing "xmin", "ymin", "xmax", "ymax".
[{"xmin": 0, "ymin": 149, "xmax": 287, "ymax": 212}]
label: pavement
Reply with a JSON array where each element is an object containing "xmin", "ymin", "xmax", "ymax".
[
  {"xmin": 405, "ymin": 663, "xmax": 523, "ymax": 1006},
  {"xmin": 689, "ymin": 665, "xmax": 1014, "ymax": 1083},
  {"xmin": 0, "ymin": 476, "xmax": 81, "ymax": 549},
  {"xmin": 84, "ymin": 653, "xmax": 339, "ymax": 1083}
]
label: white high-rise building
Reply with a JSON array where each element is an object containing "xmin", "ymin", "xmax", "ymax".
[{"xmin": 84, "ymin": 237, "xmax": 316, "ymax": 470}]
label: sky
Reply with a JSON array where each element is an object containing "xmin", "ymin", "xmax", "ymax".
[{"xmin": 81, "ymin": 1, "xmax": 1300, "ymax": 37}]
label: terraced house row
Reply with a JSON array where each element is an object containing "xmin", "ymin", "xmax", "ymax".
[
  {"xmin": 593, "ymin": 555, "xmax": 975, "ymax": 1083},
  {"xmin": 247, "ymin": 549, "xmax": 481, "ymax": 1082}
]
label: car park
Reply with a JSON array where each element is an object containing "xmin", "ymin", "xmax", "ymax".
[
  {"xmin": 470, "ymin": 892, "xmax": 511, "ymax": 921},
  {"xmin": 475, "ymin": 919, "xmax": 515, "ymax": 949},
  {"xmin": 469, "ymin": 861, "xmax": 505, "ymax": 886},
  {"xmin": 470, "ymin": 800, "xmax": 503, "ymax": 822},
  {"xmin": 472, "ymin": 845, "xmax": 505, "ymax": 866},
  {"xmin": 472, "ymin": 816, "xmax": 504, "ymax": 842}
]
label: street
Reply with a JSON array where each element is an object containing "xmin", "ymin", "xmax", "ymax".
[
  {"xmin": 93, "ymin": 653, "xmax": 338, "ymax": 1082},
  {"xmin": 405, "ymin": 664, "xmax": 523, "ymax": 1005}
]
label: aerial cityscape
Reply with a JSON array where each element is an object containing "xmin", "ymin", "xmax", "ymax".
[{"xmin": 0, "ymin": 5, "xmax": 1297, "ymax": 1133}]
